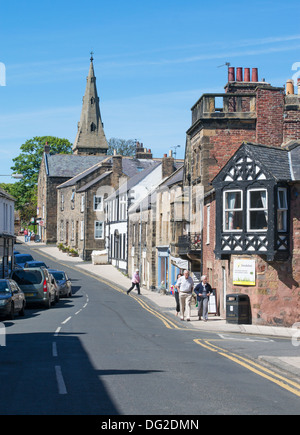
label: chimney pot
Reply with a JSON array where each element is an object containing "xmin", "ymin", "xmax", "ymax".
[
  {"xmin": 236, "ymin": 67, "xmax": 243, "ymax": 82},
  {"xmin": 286, "ymin": 79, "xmax": 294, "ymax": 95},
  {"xmin": 244, "ymin": 68, "xmax": 250, "ymax": 82},
  {"xmin": 251, "ymin": 68, "xmax": 258, "ymax": 82},
  {"xmin": 228, "ymin": 67, "xmax": 235, "ymax": 82},
  {"xmin": 163, "ymin": 154, "xmax": 167, "ymax": 158},
  {"xmin": 298, "ymin": 78, "xmax": 300, "ymax": 95}
]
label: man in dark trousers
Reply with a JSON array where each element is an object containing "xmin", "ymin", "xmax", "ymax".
[{"xmin": 194, "ymin": 275, "xmax": 212, "ymax": 321}]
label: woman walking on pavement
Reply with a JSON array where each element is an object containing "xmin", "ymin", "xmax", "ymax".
[
  {"xmin": 194, "ymin": 275, "xmax": 212, "ymax": 322},
  {"xmin": 127, "ymin": 269, "xmax": 141, "ymax": 295}
]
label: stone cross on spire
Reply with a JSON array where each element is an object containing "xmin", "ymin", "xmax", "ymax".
[{"xmin": 72, "ymin": 55, "xmax": 108, "ymax": 155}]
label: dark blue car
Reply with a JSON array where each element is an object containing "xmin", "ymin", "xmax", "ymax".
[{"xmin": 0, "ymin": 279, "xmax": 26, "ymax": 319}]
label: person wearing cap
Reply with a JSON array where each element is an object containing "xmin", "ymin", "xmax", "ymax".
[{"xmin": 127, "ymin": 269, "xmax": 141, "ymax": 295}]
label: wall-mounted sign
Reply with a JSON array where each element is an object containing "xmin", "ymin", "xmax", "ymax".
[{"xmin": 233, "ymin": 259, "xmax": 256, "ymax": 286}]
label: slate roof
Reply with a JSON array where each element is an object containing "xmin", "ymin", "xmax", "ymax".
[
  {"xmin": 244, "ymin": 143, "xmax": 291, "ymax": 181},
  {"xmin": 288, "ymin": 143, "xmax": 300, "ymax": 181},
  {"xmin": 45, "ymin": 154, "xmax": 107, "ymax": 178},
  {"xmin": 213, "ymin": 142, "xmax": 300, "ymax": 184},
  {"xmin": 77, "ymin": 171, "xmax": 112, "ymax": 192}
]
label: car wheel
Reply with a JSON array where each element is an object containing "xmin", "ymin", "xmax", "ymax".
[
  {"xmin": 8, "ymin": 303, "xmax": 14, "ymax": 320},
  {"xmin": 19, "ymin": 302, "xmax": 25, "ymax": 317},
  {"xmin": 44, "ymin": 297, "xmax": 51, "ymax": 309}
]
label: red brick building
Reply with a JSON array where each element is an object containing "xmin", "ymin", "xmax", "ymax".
[{"xmin": 176, "ymin": 67, "xmax": 300, "ymax": 326}]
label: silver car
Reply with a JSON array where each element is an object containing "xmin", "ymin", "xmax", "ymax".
[{"xmin": 11, "ymin": 268, "xmax": 56, "ymax": 309}]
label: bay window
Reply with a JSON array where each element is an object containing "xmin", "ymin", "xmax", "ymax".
[
  {"xmin": 247, "ymin": 189, "xmax": 268, "ymax": 231},
  {"xmin": 277, "ymin": 188, "xmax": 288, "ymax": 232},
  {"xmin": 223, "ymin": 190, "xmax": 243, "ymax": 231}
]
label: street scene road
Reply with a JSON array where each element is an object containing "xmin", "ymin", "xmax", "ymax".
[{"xmin": 1, "ymin": 243, "xmax": 300, "ymax": 415}]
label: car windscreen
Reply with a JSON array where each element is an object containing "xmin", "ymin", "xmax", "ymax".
[
  {"xmin": 26, "ymin": 262, "xmax": 46, "ymax": 268},
  {"xmin": 51, "ymin": 272, "xmax": 65, "ymax": 281},
  {"xmin": 11, "ymin": 270, "xmax": 43, "ymax": 285},
  {"xmin": 15, "ymin": 255, "xmax": 34, "ymax": 264},
  {"xmin": 0, "ymin": 282, "xmax": 10, "ymax": 293}
]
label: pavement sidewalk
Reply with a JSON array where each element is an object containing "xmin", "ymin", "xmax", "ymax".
[{"xmin": 17, "ymin": 238, "xmax": 300, "ymax": 378}]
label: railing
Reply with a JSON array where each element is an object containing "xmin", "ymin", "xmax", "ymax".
[
  {"xmin": 191, "ymin": 93, "xmax": 256, "ymax": 125},
  {"xmin": 177, "ymin": 232, "xmax": 201, "ymax": 256}
]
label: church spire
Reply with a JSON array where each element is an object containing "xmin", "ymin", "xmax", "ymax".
[{"xmin": 73, "ymin": 55, "xmax": 108, "ymax": 155}]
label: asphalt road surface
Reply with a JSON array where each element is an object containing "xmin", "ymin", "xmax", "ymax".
[{"xmin": 1, "ymin": 244, "xmax": 300, "ymax": 415}]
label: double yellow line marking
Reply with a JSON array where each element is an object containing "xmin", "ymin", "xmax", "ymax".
[
  {"xmin": 194, "ymin": 338, "xmax": 300, "ymax": 398},
  {"xmin": 129, "ymin": 293, "xmax": 180, "ymax": 330}
]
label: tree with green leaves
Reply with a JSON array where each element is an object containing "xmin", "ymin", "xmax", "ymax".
[{"xmin": 1, "ymin": 136, "xmax": 72, "ymax": 223}]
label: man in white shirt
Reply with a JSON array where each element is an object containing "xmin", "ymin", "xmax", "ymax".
[{"xmin": 176, "ymin": 270, "xmax": 194, "ymax": 321}]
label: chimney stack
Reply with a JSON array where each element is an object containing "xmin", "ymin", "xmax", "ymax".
[
  {"xmin": 162, "ymin": 152, "xmax": 175, "ymax": 179},
  {"xmin": 298, "ymin": 78, "xmax": 300, "ymax": 96},
  {"xmin": 252, "ymin": 68, "xmax": 258, "ymax": 82},
  {"xmin": 44, "ymin": 142, "xmax": 50, "ymax": 154}
]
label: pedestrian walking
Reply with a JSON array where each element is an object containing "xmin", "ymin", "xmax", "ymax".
[
  {"xmin": 174, "ymin": 273, "xmax": 182, "ymax": 316},
  {"xmin": 176, "ymin": 270, "xmax": 194, "ymax": 321},
  {"xmin": 194, "ymin": 275, "xmax": 212, "ymax": 322},
  {"xmin": 127, "ymin": 269, "xmax": 141, "ymax": 295},
  {"xmin": 24, "ymin": 229, "xmax": 28, "ymax": 242}
]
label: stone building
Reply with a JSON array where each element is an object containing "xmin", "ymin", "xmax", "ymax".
[
  {"xmin": 0, "ymin": 188, "xmax": 15, "ymax": 278},
  {"xmin": 57, "ymin": 155, "xmax": 125, "ymax": 260},
  {"xmin": 37, "ymin": 56, "xmax": 108, "ymax": 243}
]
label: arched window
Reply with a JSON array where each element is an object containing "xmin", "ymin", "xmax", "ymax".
[{"xmin": 91, "ymin": 122, "xmax": 96, "ymax": 132}]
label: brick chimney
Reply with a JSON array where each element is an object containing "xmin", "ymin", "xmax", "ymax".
[
  {"xmin": 135, "ymin": 141, "xmax": 153, "ymax": 159},
  {"xmin": 44, "ymin": 142, "xmax": 50, "ymax": 154},
  {"xmin": 162, "ymin": 151, "xmax": 175, "ymax": 179}
]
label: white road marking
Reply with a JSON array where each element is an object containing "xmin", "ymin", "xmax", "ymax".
[
  {"xmin": 54, "ymin": 327, "xmax": 61, "ymax": 337},
  {"xmin": 62, "ymin": 316, "xmax": 72, "ymax": 325},
  {"xmin": 55, "ymin": 365, "xmax": 67, "ymax": 395},
  {"xmin": 52, "ymin": 341, "xmax": 58, "ymax": 357}
]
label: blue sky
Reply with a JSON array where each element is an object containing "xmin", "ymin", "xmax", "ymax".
[{"xmin": 1, "ymin": 0, "xmax": 300, "ymax": 179}]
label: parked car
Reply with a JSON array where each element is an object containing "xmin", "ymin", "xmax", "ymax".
[
  {"xmin": 24, "ymin": 261, "xmax": 48, "ymax": 268},
  {"xmin": 14, "ymin": 254, "xmax": 34, "ymax": 268},
  {"xmin": 0, "ymin": 279, "xmax": 26, "ymax": 319},
  {"xmin": 49, "ymin": 273, "xmax": 60, "ymax": 303},
  {"xmin": 48, "ymin": 269, "xmax": 72, "ymax": 297},
  {"xmin": 11, "ymin": 268, "xmax": 56, "ymax": 309}
]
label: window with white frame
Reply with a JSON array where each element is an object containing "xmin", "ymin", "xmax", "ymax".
[
  {"xmin": 119, "ymin": 194, "xmax": 127, "ymax": 221},
  {"xmin": 81, "ymin": 194, "xmax": 85, "ymax": 212},
  {"xmin": 247, "ymin": 189, "xmax": 268, "ymax": 231},
  {"xmin": 95, "ymin": 221, "xmax": 104, "ymax": 239},
  {"xmin": 60, "ymin": 220, "xmax": 64, "ymax": 241},
  {"xmin": 223, "ymin": 190, "xmax": 243, "ymax": 231},
  {"xmin": 80, "ymin": 221, "xmax": 84, "ymax": 240},
  {"xmin": 206, "ymin": 205, "xmax": 210, "ymax": 244},
  {"xmin": 277, "ymin": 188, "xmax": 287, "ymax": 232},
  {"xmin": 94, "ymin": 195, "xmax": 103, "ymax": 211}
]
